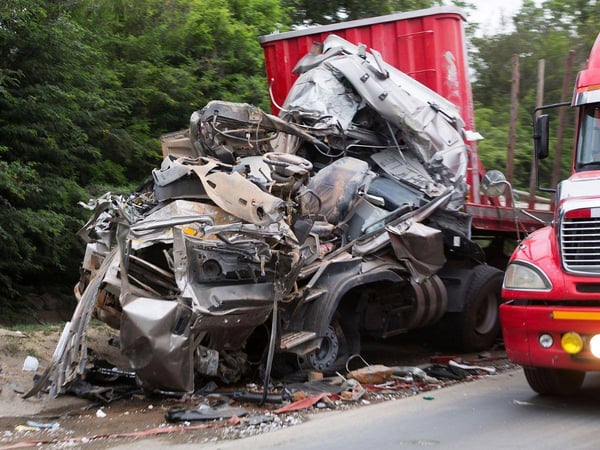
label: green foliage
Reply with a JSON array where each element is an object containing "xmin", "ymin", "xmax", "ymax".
[{"xmin": 0, "ymin": 0, "xmax": 289, "ymax": 311}]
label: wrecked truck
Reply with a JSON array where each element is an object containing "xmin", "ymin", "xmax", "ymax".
[{"xmin": 28, "ymin": 7, "xmax": 547, "ymax": 397}]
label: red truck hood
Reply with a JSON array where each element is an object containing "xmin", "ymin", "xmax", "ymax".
[{"xmin": 557, "ymin": 170, "xmax": 600, "ymax": 205}]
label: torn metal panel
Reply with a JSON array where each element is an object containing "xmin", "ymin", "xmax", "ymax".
[
  {"xmin": 120, "ymin": 297, "xmax": 194, "ymax": 392},
  {"xmin": 388, "ymin": 222, "xmax": 446, "ymax": 282},
  {"xmin": 190, "ymin": 159, "xmax": 285, "ymax": 226}
]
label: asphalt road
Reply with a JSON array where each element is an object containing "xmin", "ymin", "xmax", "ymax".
[{"xmin": 111, "ymin": 368, "xmax": 600, "ymax": 450}]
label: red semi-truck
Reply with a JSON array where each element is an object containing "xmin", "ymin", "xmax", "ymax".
[{"xmin": 500, "ymin": 33, "xmax": 600, "ymax": 395}]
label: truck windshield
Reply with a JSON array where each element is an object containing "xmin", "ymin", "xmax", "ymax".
[{"xmin": 576, "ymin": 103, "xmax": 600, "ymax": 170}]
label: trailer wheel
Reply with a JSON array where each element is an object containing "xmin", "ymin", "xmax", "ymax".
[
  {"xmin": 456, "ymin": 265, "xmax": 504, "ymax": 352},
  {"xmin": 523, "ymin": 367, "xmax": 585, "ymax": 395}
]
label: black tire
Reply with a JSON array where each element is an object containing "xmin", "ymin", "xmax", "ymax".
[
  {"xmin": 456, "ymin": 264, "xmax": 504, "ymax": 352},
  {"xmin": 523, "ymin": 366, "xmax": 585, "ymax": 395}
]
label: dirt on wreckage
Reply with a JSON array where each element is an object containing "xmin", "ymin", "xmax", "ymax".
[{"xmin": 0, "ymin": 322, "xmax": 515, "ymax": 449}]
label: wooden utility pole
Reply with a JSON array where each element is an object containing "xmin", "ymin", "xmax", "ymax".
[
  {"xmin": 529, "ymin": 59, "xmax": 545, "ymax": 208},
  {"xmin": 551, "ymin": 50, "xmax": 575, "ymax": 188},
  {"xmin": 506, "ymin": 54, "xmax": 520, "ymax": 190}
]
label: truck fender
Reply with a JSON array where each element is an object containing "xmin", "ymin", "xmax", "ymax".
[{"xmin": 293, "ymin": 260, "xmax": 405, "ymax": 338}]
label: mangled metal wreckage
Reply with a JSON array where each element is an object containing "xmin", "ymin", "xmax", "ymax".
[{"xmin": 28, "ymin": 35, "xmax": 482, "ymax": 397}]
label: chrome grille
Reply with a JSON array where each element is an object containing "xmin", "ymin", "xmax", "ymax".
[{"xmin": 561, "ymin": 216, "xmax": 600, "ymax": 274}]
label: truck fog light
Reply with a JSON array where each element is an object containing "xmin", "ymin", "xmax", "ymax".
[
  {"xmin": 561, "ymin": 332, "xmax": 584, "ymax": 355},
  {"xmin": 590, "ymin": 335, "xmax": 600, "ymax": 358},
  {"xmin": 538, "ymin": 333, "xmax": 553, "ymax": 348}
]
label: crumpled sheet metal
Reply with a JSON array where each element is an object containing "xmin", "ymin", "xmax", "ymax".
[
  {"xmin": 283, "ymin": 64, "xmax": 361, "ymax": 131},
  {"xmin": 120, "ymin": 297, "xmax": 194, "ymax": 392},
  {"xmin": 324, "ymin": 54, "xmax": 467, "ymax": 201},
  {"xmin": 191, "ymin": 163, "xmax": 285, "ymax": 226},
  {"xmin": 285, "ymin": 34, "xmax": 468, "ymax": 210},
  {"xmin": 321, "ymin": 34, "xmax": 465, "ymax": 130},
  {"xmin": 23, "ymin": 248, "xmax": 120, "ymax": 399}
]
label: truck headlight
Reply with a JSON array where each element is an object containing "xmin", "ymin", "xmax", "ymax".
[
  {"xmin": 590, "ymin": 335, "xmax": 600, "ymax": 358},
  {"xmin": 503, "ymin": 261, "xmax": 551, "ymax": 291}
]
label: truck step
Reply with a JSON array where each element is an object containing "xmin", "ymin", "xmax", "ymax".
[{"xmin": 280, "ymin": 331, "xmax": 317, "ymax": 350}]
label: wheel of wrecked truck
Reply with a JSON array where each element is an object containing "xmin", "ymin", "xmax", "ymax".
[
  {"xmin": 456, "ymin": 264, "xmax": 504, "ymax": 352},
  {"xmin": 523, "ymin": 366, "xmax": 585, "ymax": 395},
  {"xmin": 300, "ymin": 318, "xmax": 354, "ymax": 374}
]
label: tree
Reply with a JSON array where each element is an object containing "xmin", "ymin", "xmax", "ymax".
[{"xmin": 0, "ymin": 1, "xmax": 120, "ymax": 311}]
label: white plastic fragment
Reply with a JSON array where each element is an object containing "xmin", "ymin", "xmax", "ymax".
[
  {"xmin": 96, "ymin": 409, "xmax": 107, "ymax": 418},
  {"xmin": 22, "ymin": 356, "xmax": 39, "ymax": 372},
  {"xmin": 449, "ymin": 359, "xmax": 496, "ymax": 374},
  {"xmin": 513, "ymin": 399, "xmax": 534, "ymax": 406}
]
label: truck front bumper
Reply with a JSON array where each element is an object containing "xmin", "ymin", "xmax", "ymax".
[{"xmin": 500, "ymin": 301, "xmax": 600, "ymax": 371}]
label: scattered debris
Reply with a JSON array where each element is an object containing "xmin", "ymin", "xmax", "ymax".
[
  {"xmin": 513, "ymin": 399, "xmax": 535, "ymax": 406},
  {"xmin": 274, "ymin": 393, "xmax": 332, "ymax": 414},
  {"xmin": 449, "ymin": 359, "xmax": 496, "ymax": 375},
  {"xmin": 24, "ymin": 421, "xmax": 59, "ymax": 430},
  {"xmin": 348, "ymin": 365, "xmax": 393, "ymax": 384}
]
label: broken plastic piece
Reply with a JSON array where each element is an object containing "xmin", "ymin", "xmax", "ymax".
[
  {"xmin": 25, "ymin": 420, "xmax": 60, "ymax": 430},
  {"xmin": 22, "ymin": 356, "xmax": 39, "ymax": 372}
]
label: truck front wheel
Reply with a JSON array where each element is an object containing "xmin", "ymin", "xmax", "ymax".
[
  {"xmin": 523, "ymin": 367, "xmax": 585, "ymax": 395},
  {"xmin": 299, "ymin": 314, "xmax": 360, "ymax": 374}
]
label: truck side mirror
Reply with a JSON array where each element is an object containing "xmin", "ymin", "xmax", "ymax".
[{"xmin": 534, "ymin": 114, "xmax": 550, "ymax": 160}]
